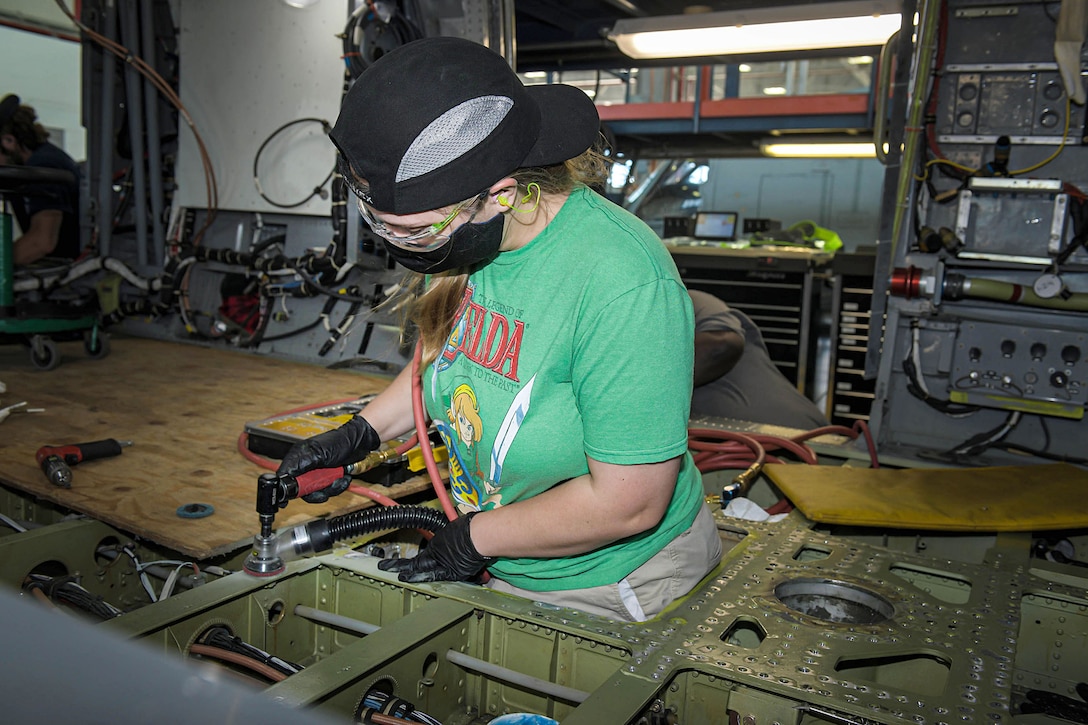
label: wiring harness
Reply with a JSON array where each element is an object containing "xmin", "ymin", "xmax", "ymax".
[
  {"xmin": 355, "ymin": 687, "xmax": 442, "ymax": 725},
  {"xmin": 23, "ymin": 573, "xmax": 124, "ymax": 620},
  {"xmin": 191, "ymin": 625, "xmax": 303, "ymax": 683}
]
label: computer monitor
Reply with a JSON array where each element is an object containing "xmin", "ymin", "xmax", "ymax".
[{"xmin": 693, "ymin": 211, "xmax": 739, "ymax": 241}]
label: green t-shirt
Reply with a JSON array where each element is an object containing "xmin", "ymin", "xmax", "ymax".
[{"xmin": 424, "ymin": 186, "xmax": 703, "ymax": 591}]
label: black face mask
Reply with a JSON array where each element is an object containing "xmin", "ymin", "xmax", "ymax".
[{"xmin": 383, "ymin": 212, "xmax": 505, "ymax": 274}]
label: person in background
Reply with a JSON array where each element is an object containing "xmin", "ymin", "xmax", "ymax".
[
  {"xmin": 275, "ymin": 37, "xmax": 722, "ymax": 622},
  {"xmin": 0, "ymin": 94, "xmax": 81, "ymax": 266},
  {"xmin": 690, "ymin": 289, "xmax": 830, "ymax": 430}
]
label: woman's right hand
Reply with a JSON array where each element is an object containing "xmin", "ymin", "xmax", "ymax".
[{"xmin": 276, "ymin": 415, "xmax": 380, "ymax": 502}]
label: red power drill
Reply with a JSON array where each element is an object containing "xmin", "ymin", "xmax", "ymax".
[{"xmin": 35, "ymin": 439, "xmax": 133, "ymax": 488}]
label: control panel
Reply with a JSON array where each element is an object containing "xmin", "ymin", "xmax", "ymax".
[
  {"xmin": 938, "ymin": 65, "xmax": 1086, "ymax": 145},
  {"xmin": 867, "ymin": 0, "xmax": 1088, "ymax": 464},
  {"xmin": 950, "ymin": 321, "xmax": 1087, "ymax": 418}
]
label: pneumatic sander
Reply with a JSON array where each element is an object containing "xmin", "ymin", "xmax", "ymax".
[
  {"xmin": 242, "ymin": 468, "xmax": 348, "ymax": 576},
  {"xmin": 242, "ymin": 446, "xmax": 411, "ymax": 576},
  {"xmin": 242, "ymin": 464, "xmax": 452, "ymax": 578}
]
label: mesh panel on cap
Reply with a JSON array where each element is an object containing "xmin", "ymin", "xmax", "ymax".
[{"xmin": 396, "ymin": 95, "xmax": 514, "ymax": 184}]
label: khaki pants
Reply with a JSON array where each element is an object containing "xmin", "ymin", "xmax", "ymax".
[{"xmin": 486, "ymin": 503, "xmax": 722, "ymax": 622}]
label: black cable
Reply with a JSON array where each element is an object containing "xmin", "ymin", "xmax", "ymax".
[
  {"xmin": 319, "ymin": 297, "xmax": 363, "ymax": 356},
  {"xmin": 1055, "ymin": 192, "xmax": 1088, "ymax": 266},
  {"xmin": 250, "ymin": 233, "xmax": 287, "ymax": 257},
  {"xmin": 341, "ymin": 8, "xmax": 368, "ymax": 78},
  {"xmin": 997, "ymin": 442, "xmax": 1088, "ymax": 465},
  {"xmin": 287, "ymin": 260, "xmax": 376, "ymax": 304},
  {"xmin": 236, "ymin": 290, "xmax": 274, "ymax": 348},
  {"xmin": 902, "ymin": 355, "xmax": 980, "ymax": 415},
  {"xmin": 111, "ymin": 166, "xmax": 135, "ymax": 231},
  {"xmin": 259, "ymin": 315, "xmax": 325, "ymax": 343},
  {"xmin": 944, "ymin": 411, "xmax": 1021, "ymax": 457},
  {"xmin": 252, "ymin": 118, "xmax": 334, "ymax": 209},
  {"xmin": 169, "ymin": 246, "xmax": 351, "ymax": 345}
]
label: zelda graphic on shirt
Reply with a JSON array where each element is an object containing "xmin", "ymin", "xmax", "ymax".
[{"xmin": 430, "ymin": 282, "xmax": 534, "ymax": 515}]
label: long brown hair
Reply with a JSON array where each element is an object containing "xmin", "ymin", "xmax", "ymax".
[{"xmin": 393, "ymin": 147, "xmax": 610, "ymax": 366}]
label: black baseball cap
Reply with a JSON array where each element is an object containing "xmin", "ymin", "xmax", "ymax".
[{"xmin": 330, "ymin": 37, "xmax": 600, "ymax": 214}]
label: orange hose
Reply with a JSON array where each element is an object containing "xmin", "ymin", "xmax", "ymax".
[
  {"xmin": 28, "ymin": 587, "xmax": 58, "ymax": 610},
  {"xmin": 189, "ymin": 644, "xmax": 287, "ymax": 682}
]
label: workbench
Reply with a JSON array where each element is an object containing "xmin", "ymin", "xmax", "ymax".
[{"xmin": 0, "ymin": 335, "xmax": 433, "ymax": 560}]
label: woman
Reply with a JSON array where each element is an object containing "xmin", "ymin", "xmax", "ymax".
[{"xmin": 278, "ymin": 36, "xmax": 721, "ymax": 621}]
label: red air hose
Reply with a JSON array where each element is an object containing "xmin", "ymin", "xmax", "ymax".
[
  {"xmin": 409, "ymin": 341, "xmax": 459, "ymax": 521},
  {"xmin": 688, "ymin": 419, "xmax": 880, "ymax": 515}
]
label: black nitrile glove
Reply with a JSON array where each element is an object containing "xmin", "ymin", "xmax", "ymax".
[
  {"xmin": 276, "ymin": 415, "xmax": 380, "ymax": 503},
  {"xmin": 377, "ymin": 512, "xmax": 494, "ymax": 583}
]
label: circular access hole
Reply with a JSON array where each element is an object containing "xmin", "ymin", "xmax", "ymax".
[
  {"xmin": 25, "ymin": 559, "xmax": 69, "ymax": 585},
  {"xmin": 93, "ymin": 536, "xmax": 123, "ymax": 567},
  {"xmin": 267, "ymin": 600, "xmax": 286, "ymax": 626},
  {"xmin": 774, "ymin": 578, "xmax": 894, "ymax": 625}
]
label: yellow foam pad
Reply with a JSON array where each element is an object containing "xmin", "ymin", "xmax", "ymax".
[{"xmin": 762, "ymin": 462, "xmax": 1088, "ymax": 531}]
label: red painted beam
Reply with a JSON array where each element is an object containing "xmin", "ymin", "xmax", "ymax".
[
  {"xmin": 701, "ymin": 94, "xmax": 869, "ymax": 118},
  {"xmin": 597, "ymin": 102, "xmax": 697, "ymax": 121}
]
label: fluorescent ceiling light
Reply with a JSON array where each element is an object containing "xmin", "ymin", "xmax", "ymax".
[
  {"xmin": 761, "ymin": 141, "xmax": 876, "ymax": 158},
  {"xmin": 609, "ymin": 1, "xmax": 901, "ymax": 60}
]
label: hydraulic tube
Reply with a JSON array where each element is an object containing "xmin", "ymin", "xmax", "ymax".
[
  {"xmin": 891, "ymin": 267, "xmax": 1088, "ymax": 312},
  {"xmin": 945, "ymin": 273, "xmax": 1088, "ymax": 312}
]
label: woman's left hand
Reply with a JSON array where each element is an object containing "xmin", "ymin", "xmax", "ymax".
[{"xmin": 378, "ymin": 512, "xmax": 494, "ymax": 583}]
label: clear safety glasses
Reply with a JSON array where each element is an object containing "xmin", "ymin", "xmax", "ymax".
[
  {"xmin": 356, "ymin": 194, "xmax": 484, "ymax": 252},
  {"xmin": 337, "ymin": 154, "xmax": 483, "ymax": 252}
]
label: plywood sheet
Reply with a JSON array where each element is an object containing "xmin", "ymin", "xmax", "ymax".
[{"xmin": 0, "ymin": 336, "xmax": 435, "ymax": 559}]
